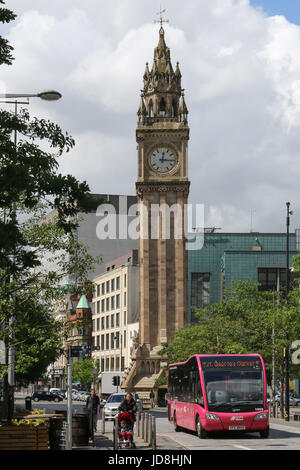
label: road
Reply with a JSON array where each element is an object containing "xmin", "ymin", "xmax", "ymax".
[{"xmin": 15, "ymin": 397, "xmax": 300, "ymax": 450}]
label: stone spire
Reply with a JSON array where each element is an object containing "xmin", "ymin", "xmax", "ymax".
[{"xmin": 137, "ymin": 27, "xmax": 188, "ymax": 125}]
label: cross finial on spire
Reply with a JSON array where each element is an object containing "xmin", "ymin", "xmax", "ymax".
[{"xmin": 154, "ymin": 5, "xmax": 169, "ymax": 28}]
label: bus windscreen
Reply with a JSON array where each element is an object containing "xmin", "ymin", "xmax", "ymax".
[{"xmin": 200, "ymin": 356, "xmax": 264, "ymax": 412}]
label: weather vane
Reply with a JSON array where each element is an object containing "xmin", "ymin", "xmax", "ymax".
[{"xmin": 154, "ymin": 6, "xmax": 169, "ymax": 28}]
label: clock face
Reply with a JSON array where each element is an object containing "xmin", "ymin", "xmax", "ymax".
[{"xmin": 150, "ymin": 147, "xmax": 177, "ymax": 173}]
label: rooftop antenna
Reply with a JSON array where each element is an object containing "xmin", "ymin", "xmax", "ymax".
[{"xmin": 154, "ymin": 5, "xmax": 169, "ymax": 28}]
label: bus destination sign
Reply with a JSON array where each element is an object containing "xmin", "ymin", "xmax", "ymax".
[{"xmin": 200, "ymin": 356, "xmax": 262, "ymax": 370}]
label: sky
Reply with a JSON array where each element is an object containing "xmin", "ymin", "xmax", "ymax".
[{"xmin": 1, "ymin": 0, "xmax": 300, "ymax": 234}]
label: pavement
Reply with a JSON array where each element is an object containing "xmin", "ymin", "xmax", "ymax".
[
  {"xmin": 73, "ymin": 417, "xmax": 155, "ymax": 451},
  {"xmin": 13, "ymin": 398, "xmax": 300, "ymax": 450}
]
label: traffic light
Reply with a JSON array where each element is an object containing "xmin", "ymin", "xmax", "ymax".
[{"xmin": 112, "ymin": 376, "xmax": 120, "ymax": 386}]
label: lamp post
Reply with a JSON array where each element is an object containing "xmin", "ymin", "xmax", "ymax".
[
  {"xmin": 1, "ymin": 90, "xmax": 62, "ymax": 421},
  {"xmin": 285, "ymin": 202, "xmax": 293, "ymax": 422}
]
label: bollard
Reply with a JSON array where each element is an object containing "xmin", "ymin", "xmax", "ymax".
[
  {"xmin": 137, "ymin": 412, "xmax": 141, "ymax": 437},
  {"xmin": 141, "ymin": 413, "xmax": 145, "ymax": 440},
  {"xmin": 149, "ymin": 416, "xmax": 152, "ymax": 447},
  {"xmin": 275, "ymin": 402, "xmax": 279, "ymax": 418},
  {"xmin": 145, "ymin": 413, "xmax": 149, "ymax": 443},
  {"xmin": 102, "ymin": 410, "xmax": 105, "ymax": 434},
  {"xmin": 113, "ymin": 416, "xmax": 119, "ymax": 450},
  {"xmin": 152, "ymin": 416, "xmax": 156, "ymax": 450}
]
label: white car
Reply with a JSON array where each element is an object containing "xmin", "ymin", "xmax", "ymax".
[{"xmin": 103, "ymin": 393, "xmax": 126, "ymax": 420}]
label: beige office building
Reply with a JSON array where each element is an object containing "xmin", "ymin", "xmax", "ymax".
[{"xmin": 92, "ymin": 251, "xmax": 139, "ymax": 385}]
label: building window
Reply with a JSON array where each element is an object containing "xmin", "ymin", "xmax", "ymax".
[
  {"xmin": 101, "ymin": 283, "xmax": 105, "ymax": 295},
  {"xmin": 101, "ymin": 317, "xmax": 105, "ymax": 330},
  {"xmin": 124, "ymin": 311, "xmax": 127, "ymax": 326},
  {"xmin": 121, "ymin": 356, "xmax": 125, "ymax": 371},
  {"xmin": 106, "ymin": 334, "xmax": 109, "ymax": 350},
  {"xmin": 92, "ymin": 320, "xmax": 95, "ymax": 332},
  {"xmin": 117, "ymin": 276, "xmax": 120, "ymax": 290},
  {"xmin": 116, "ymin": 357, "xmax": 120, "ymax": 371},
  {"xmin": 124, "ymin": 292, "xmax": 126, "ymax": 307},
  {"xmin": 111, "ymin": 357, "xmax": 115, "ymax": 371},
  {"xmin": 116, "ymin": 313, "xmax": 120, "ymax": 327},
  {"xmin": 101, "ymin": 358, "xmax": 105, "ymax": 372},
  {"xmin": 97, "ymin": 318, "xmax": 100, "ymax": 331},
  {"xmin": 97, "ymin": 284, "xmax": 100, "ymax": 297},
  {"xmin": 106, "ymin": 357, "xmax": 109, "ymax": 371},
  {"xmin": 96, "ymin": 335, "xmax": 100, "ymax": 347},
  {"xmin": 258, "ymin": 268, "xmax": 288, "ymax": 291},
  {"xmin": 124, "ymin": 274, "xmax": 127, "ymax": 287},
  {"xmin": 191, "ymin": 273, "xmax": 210, "ymax": 322},
  {"xmin": 97, "ymin": 301, "xmax": 100, "ymax": 314},
  {"xmin": 124, "ymin": 332, "xmax": 126, "ymax": 348},
  {"xmin": 101, "ymin": 335, "xmax": 105, "ymax": 350},
  {"xmin": 106, "ymin": 297, "xmax": 110, "ymax": 311},
  {"xmin": 111, "ymin": 279, "xmax": 115, "ymax": 291},
  {"xmin": 106, "ymin": 316, "xmax": 109, "ymax": 329},
  {"xmin": 115, "ymin": 332, "xmax": 120, "ymax": 349},
  {"xmin": 116, "ymin": 294, "xmax": 120, "ymax": 308},
  {"xmin": 111, "ymin": 314, "xmax": 115, "ymax": 328},
  {"xmin": 111, "ymin": 333, "xmax": 115, "ymax": 349},
  {"xmin": 101, "ymin": 299, "xmax": 105, "ymax": 313},
  {"xmin": 106, "ymin": 280, "xmax": 110, "ymax": 293},
  {"xmin": 111, "ymin": 296, "xmax": 115, "ymax": 310},
  {"xmin": 296, "ymin": 229, "xmax": 300, "ymax": 250}
]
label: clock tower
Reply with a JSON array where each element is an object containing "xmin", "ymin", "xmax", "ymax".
[{"xmin": 123, "ymin": 26, "xmax": 190, "ymax": 394}]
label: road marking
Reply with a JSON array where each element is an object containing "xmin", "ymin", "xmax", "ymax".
[
  {"xmin": 233, "ymin": 444, "xmax": 252, "ymax": 450},
  {"xmin": 157, "ymin": 433, "xmax": 195, "ymax": 450}
]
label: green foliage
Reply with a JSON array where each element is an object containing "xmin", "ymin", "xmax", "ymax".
[
  {"xmin": 0, "ymin": 1, "xmax": 16, "ymax": 66},
  {"xmin": 0, "ymin": 6, "xmax": 103, "ymax": 383},
  {"xmin": 72, "ymin": 358, "xmax": 97, "ymax": 386},
  {"xmin": 161, "ymin": 280, "xmax": 300, "ymax": 383}
]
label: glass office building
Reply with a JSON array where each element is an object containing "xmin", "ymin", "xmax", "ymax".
[{"xmin": 188, "ymin": 231, "xmax": 299, "ymax": 323}]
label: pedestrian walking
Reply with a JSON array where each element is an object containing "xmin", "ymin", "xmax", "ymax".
[
  {"xmin": 86, "ymin": 389, "xmax": 100, "ymax": 434},
  {"xmin": 150, "ymin": 390, "xmax": 155, "ymax": 408}
]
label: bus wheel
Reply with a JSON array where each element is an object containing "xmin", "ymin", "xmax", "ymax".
[
  {"xmin": 174, "ymin": 413, "xmax": 180, "ymax": 432},
  {"xmin": 196, "ymin": 416, "xmax": 207, "ymax": 439},
  {"xmin": 259, "ymin": 426, "xmax": 269, "ymax": 439}
]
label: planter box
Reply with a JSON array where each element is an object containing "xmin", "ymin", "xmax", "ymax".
[{"xmin": 0, "ymin": 426, "xmax": 49, "ymax": 450}]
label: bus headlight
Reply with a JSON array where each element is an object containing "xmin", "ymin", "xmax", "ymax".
[
  {"xmin": 205, "ymin": 413, "xmax": 220, "ymax": 421},
  {"xmin": 254, "ymin": 412, "xmax": 268, "ymax": 420}
]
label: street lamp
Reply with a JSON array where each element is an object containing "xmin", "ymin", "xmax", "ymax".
[
  {"xmin": 285, "ymin": 202, "xmax": 293, "ymax": 422},
  {"xmin": 0, "ymin": 90, "xmax": 62, "ymax": 101}
]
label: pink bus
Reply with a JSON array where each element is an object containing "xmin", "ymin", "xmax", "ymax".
[{"xmin": 168, "ymin": 354, "xmax": 269, "ymax": 438}]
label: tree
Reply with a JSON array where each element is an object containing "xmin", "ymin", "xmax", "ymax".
[
  {"xmin": 161, "ymin": 279, "xmax": 300, "ymax": 414},
  {"xmin": 72, "ymin": 358, "xmax": 97, "ymax": 387},
  {"xmin": 0, "ymin": 1, "xmax": 102, "ymax": 416}
]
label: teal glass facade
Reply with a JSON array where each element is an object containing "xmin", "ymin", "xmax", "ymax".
[{"xmin": 188, "ymin": 232, "xmax": 299, "ymax": 323}]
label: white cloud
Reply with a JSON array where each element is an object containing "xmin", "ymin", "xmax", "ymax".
[{"xmin": 2, "ymin": 0, "xmax": 300, "ymax": 233}]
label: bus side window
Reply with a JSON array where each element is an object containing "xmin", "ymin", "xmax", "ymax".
[{"xmin": 195, "ymin": 369, "xmax": 204, "ymax": 406}]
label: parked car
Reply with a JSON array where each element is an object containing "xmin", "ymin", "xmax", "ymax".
[
  {"xmin": 32, "ymin": 391, "xmax": 63, "ymax": 402},
  {"xmin": 100, "ymin": 398, "xmax": 106, "ymax": 408},
  {"xmin": 51, "ymin": 389, "xmax": 66, "ymax": 399},
  {"xmin": 65, "ymin": 389, "xmax": 81, "ymax": 400},
  {"xmin": 273, "ymin": 393, "xmax": 300, "ymax": 406},
  {"xmin": 78, "ymin": 391, "xmax": 90, "ymax": 402}
]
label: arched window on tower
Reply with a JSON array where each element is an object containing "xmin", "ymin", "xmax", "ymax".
[
  {"xmin": 149, "ymin": 100, "xmax": 153, "ymax": 117},
  {"xmin": 172, "ymin": 100, "xmax": 177, "ymax": 118},
  {"xmin": 159, "ymin": 98, "xmax": 166, "ymax": 117}
]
